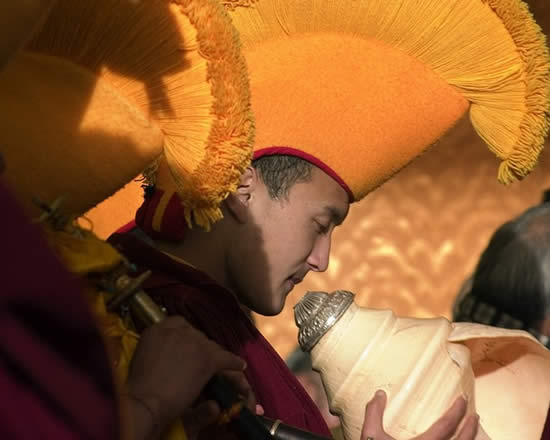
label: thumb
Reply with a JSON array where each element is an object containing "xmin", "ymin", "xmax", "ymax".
[{"xmin": 361, "ymin": 390, "xmax": 388, "ymax": 440}]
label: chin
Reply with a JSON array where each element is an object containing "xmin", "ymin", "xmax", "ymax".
[
  {"xmin": 255, "ymin": 304, "xmax": 284, "ymax": 317},
  {"xmin": 253, "ymin": 297, "xmax": 286, "ymax": 317},
  {"xmin": 242, "ymin": 285, "xmax": 288, "ymax": 316}
]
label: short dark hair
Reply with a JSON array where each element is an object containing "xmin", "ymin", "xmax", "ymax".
[
  {"xmin": 252, "ymin": 155, "xmax": 313, "ymax": 200},
  {"xmin": 454, "ymin": 204, "xmax": 550, "ymax": 337}
]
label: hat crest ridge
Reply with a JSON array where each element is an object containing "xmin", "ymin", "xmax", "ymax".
[
  {"xmin": 227, "ymin": 0, "xmax": 550, "ymax": 198},
  {"xmin": 25, "ymin": 0, "xmax": 254, "ymax": 229}
]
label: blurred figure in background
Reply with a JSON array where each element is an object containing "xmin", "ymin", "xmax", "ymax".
[
  {"xmin": 452, "ymin": 194, "xmax": 550, "ymax": 439},
  {"xmin": 0, "ymin": 2, "xmax": 257, "ymax": 439},
  {"xmin": 453, "ymin": 198, "xmax": 550, "ymax": 348}
]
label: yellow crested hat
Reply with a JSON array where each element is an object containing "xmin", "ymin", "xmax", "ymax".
[
  {"xmin": 0, "ymin": 1, "xmax": 56, "ymax": 70},
  {"xmin": 226, "ymin": 0, "xmax": 550, "ymax": 202},
  {"xmin": 0, "ymin": 0, "xmax": 253, "ymax": 227}
]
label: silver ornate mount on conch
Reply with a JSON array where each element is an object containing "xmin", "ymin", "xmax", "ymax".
[{"xmin": 294, "ymin": 290, "xmax": 354, "ymax": 352}]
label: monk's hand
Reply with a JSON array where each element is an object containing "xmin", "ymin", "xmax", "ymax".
[
  {"xmin": 125, "ymin": 316, "xmax": 248, "ymax": 437},
  {"xmin": 181, "ymin": 368, "xmax": 263, "ymax": 439},
  {"xmin": 360, "ymin": 391, "xmax": 479, "ymax": 440}
]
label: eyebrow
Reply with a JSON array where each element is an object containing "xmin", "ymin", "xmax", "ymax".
[{"xmin": 323, "ymin": 206, "xmax": 347, "ymax": 226}]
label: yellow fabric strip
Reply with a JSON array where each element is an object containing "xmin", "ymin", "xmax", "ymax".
[{"xmin": 152, "ymin": 190, "xmax": 174, "ymax": 233}]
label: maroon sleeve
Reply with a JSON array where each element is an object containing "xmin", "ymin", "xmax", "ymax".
[
  {"xmin": 150, "ymin": 283, "xmax": 333, "ymax": 440},
  {"xmin": 0, "ymin": 180, "xmax": 119, "ymax": 439},
  {"xmin": 542, "ymin": 408, "xmax": 550, "ymax": 440},
  {"xmin": 150, "ymin": 285, "xmax": 244, "ymax": 440}
]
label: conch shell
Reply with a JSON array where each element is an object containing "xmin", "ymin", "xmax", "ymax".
[{"xmin": 294, "ymin": 290, "xmax": 550, "ymax": 440}]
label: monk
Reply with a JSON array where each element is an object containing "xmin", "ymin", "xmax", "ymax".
[
  {"xmin": 111, "ymin": 157, "xmax": 479, "ymax": 439},
  {"xmin": 106, "ymin": 0, "xmax": 550, "ymax": 438}
]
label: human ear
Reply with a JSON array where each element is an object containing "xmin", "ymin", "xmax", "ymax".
[{"xmin": 225, "ymin": 167, "xmax": 256, "ymax": 224}]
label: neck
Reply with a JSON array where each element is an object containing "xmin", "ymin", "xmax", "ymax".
[{"xmin": 154, "ymin": 225, "xmax": 229, "ymax": 289}]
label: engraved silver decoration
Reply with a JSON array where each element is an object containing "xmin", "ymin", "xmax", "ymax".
[{"xmin": 294, "ymin": 290, "xmax": 354, "ymax": 352}]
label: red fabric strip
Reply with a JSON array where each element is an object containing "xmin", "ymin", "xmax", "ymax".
[{"xmin": 254, "ymin": 147, "xmax": 354, "ymax": 202}]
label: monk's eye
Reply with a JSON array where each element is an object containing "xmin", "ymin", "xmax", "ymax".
[{"xmin": 313, "ymin": 220, "xmax": 329, "ymax": 235}]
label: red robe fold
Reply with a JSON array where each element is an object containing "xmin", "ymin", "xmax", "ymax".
[
  {"xmin": 109, "ymin": 230, "xmax": 332, "ymax": 439},
  {"xmin": 0, "ymin": 180, "xmax": 119, "ymax": 439}
]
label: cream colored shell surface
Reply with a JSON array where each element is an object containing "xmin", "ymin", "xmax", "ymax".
[{"xmin": 298, "ymin": 293, "xmax": 550, "ymax": 440}]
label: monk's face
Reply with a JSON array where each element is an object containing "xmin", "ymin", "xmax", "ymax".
[{"xmin": 226, "ymin": 166, "xmax": 349, "ymax": 316}]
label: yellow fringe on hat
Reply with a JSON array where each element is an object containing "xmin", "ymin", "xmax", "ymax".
[
  {"xmin": 480, "ymin": 0, "xmax": 550, "ymax": 183},
  {"xmin": 0, "ymin": 0, "xmax": 56, "ymax": 70},
  {"xmin": 228, "ymin": 0, "xmax": 549, "ymax": 185},
  {"xmin": 221, "ymin": 0, "xmax": 259, "ymax": 11},
  {"xmin": 27, "ymin": 0, "xmax": 253, "ymax": 230},
  {"xmin": 163, "ymin": 1, "xmax": 254, "ymax": 230}
]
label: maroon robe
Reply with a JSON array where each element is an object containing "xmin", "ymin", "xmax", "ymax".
[
  {"xmin": 0, "ymin": 180, "xmax": 119, "ymax": 439},
  {"xmin": 109, "ymin": 230, "xmax": 332, "ymax": 439},
  {"xmin": 543, "ymin": 409, "xmax": 550, "ymax": 440}
]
